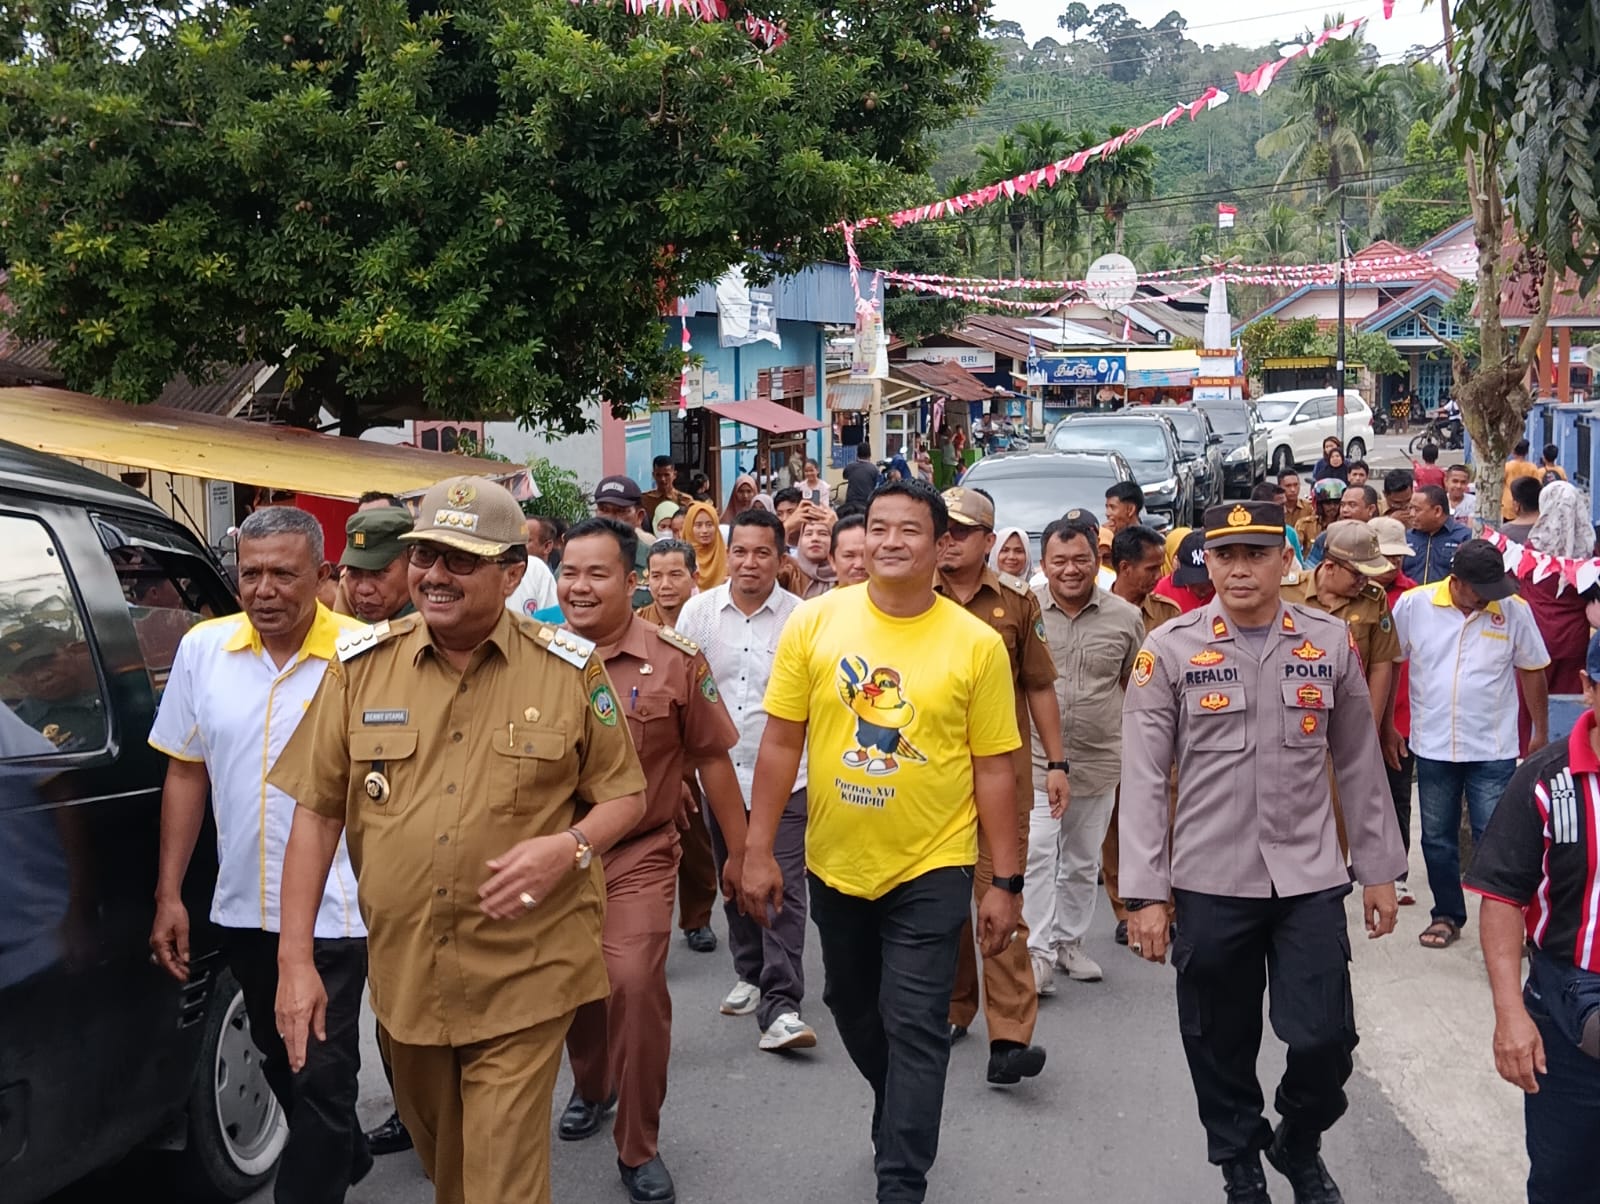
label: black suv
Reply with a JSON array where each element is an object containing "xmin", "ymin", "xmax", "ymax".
[
  {"xmin": 1048, "ymin": 413, "xmax": 1194, "ymax": 531},
  {"xmin": 0, "ymin": 440, "xmax": 285, "ymax": 1203}
]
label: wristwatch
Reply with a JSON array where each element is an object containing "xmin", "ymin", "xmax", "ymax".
[
  {"xmin": 1124, "ymin": 898, "xmax": 1163, "ymax": 911},
  {"xmin": 568, "ymin": 827, "xmax": 594, "ymax": 870},
  {"xmin": 1046, "ymin": 759, "xmax": 1070, "ymax": 774},
  {"xmin": 992, "ymin": 874, "xmax": 1025, "ymax": 894}
]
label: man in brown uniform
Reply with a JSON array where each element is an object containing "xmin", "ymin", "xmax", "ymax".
[
  {"xmin": 934, "ymin": 486, "xmax": 1067, "ymax": 1085},
  {"xmin": 640, "ymin": 455, "xmax": 696, "ymax": 533},
  {"xmin": 557, "ymin": 517, "xmax": 745, "ymax": 1204},
  {"xmin": 269, "ymin": 476, "xmax": 648, "ymax": 1204},
  {"xmin": 1121, "ymin": 501, "xmax": 1405, "ymax": 1204},
  {"xmin": 635, "ymin": 537, "xmax": 721, "ymax": 955}
]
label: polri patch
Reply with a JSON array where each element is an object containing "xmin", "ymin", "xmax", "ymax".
[
  {"xmin": 362, "ymin": 709, "xmax": 409, "ymax": 725},
  {"xmin": 1301, "ymin": 714, "xmax": 1319, "ymax": 735},
  {"xmin": 1132, "ymin": 648, "xmax": 1155, "ymax": 687}
]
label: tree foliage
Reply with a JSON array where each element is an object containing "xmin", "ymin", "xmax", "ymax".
[
  {"xmin": 1374, "ymin": 120, "xmax": 1470, "ymax": 247},
  {"xmin": 1443, "ymin": 0, "xmax": 1600, "ymax": 292},
  {"xmin": 0, "ymin": 0, "xmax": 995, "ymax": 431}
]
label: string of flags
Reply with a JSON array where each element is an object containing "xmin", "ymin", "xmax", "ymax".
[
  {"xmin": 570, "ymin": 0, "xmax": 787, "ymax": 49},
  {"xmin": 1482, "ymin": 528, "xmax": 1600, "ymax": 597}
]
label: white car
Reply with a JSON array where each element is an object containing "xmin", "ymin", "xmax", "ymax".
[{"xmin": 1252, "ymin": 388, "xmax": 1375, "ymax": 475}]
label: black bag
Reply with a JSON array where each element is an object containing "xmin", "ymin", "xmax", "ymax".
[{"xmin": 1529, "ymin": 950, "xmax": 1600, "ymax": 1058}]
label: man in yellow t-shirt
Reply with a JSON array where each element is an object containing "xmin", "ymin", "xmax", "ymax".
[
  {"xmin": 1501, "ymin": 439, "xmax": 1544, "ymax": 520},
  {"xmin": 741, "ymin": 479, "xmax": 1022, "ymax": 1204}
]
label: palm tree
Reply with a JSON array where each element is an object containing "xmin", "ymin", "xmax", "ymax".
[
  {"xmin": 974, "ymin": 134, "xmax": 1031, "ymax": 279},
  {"xmin": 1255, "ymin": 21, "xmax": 1374, "ymax": 200},
  {"xmin": 1092, "ymin": 132, "xmax": 1156, "ymax": 251},
  {"xmin": 1243, "ymin": 202, "xmax": 1314, "ymax": 265},
  {"xmin": 1014, "ymin": 118, "xmax": 1075, "ymax": 273}
]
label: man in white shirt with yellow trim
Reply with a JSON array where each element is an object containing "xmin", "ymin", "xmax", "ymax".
[
  {"xmin": 1392, "ymin": 538, "xmax": 1551, "ymax": 953},
  {"xmin": 148, "ymin": 506, "xmax": 372, "ymax": 1204}
]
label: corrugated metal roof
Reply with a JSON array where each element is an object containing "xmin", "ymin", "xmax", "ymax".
[
  {"xmin": 681, "ymin": 261, "xmax": 857, "ymax": 326},
  {"xmin": 155, "ymin": 362, "xmax": 279, "ymax": 415},
  {"xmin": 891, "ymin": 359, "xmax": 997, "ymax": 403}
]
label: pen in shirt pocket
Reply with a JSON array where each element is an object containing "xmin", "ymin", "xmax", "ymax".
[{"xmin": 631, "ymin": 687, "xmax": 638, "ymax": 711}]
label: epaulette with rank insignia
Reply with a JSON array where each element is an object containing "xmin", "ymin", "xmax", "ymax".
[
  {"xmin": 657, "ymin": 626, "xmax": 701, "ymax": 656},
  {"xmin": 335, "ymin": 619, "xmax": 400, "ymax": 663},
  {"xmin": 997, "ymin": 571, "xmax": 1031, "ymax": 597},
  {"xmin": 532, "ymin": 624, "xmax": 595, "ymax": 669}
]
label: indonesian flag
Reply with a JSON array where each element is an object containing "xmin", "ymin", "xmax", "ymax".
[{"xmin": 1218, "ymin": 203, "xmax": 1237, "ymax": 229}]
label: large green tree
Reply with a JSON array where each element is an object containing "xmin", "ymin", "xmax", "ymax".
[{"xmin": 0, "ymin": 0, "xmax": 995, "ymax": 432}]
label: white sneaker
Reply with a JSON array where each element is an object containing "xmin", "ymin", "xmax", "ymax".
[
  {"xmin": 1396, "ymin": 879, "xmax": 1416, "ymax": 905},
  {"xmin": 720, "ymin": 980, "xmax": 759, "ymax": 1016},
  {"xmin": 759, "ymin": 1011, "xmax": 817, "ymax": 1051},
  {"xmin": 1056, "ymin": 941, "xmax": 1103, "ymax": 982},
  {"xmin": 1031, "ymin": 951, "xmax": 1056, "ymax": 997}
]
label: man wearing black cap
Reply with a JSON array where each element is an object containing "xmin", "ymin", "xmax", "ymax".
[
  {"xmin": 2, "ymin": 625, "xmax": 105, "ymax": 751},
  {"xmin": 1121, "ymin": 501, "xmax": 1406, "ymax": 1204},
  {"xmin": 1392, "ymin": 539, "xmax": 1551, "ymax": 953},
  {"xmin": 594, "ymin": 476, "xmax": 656, "ymax": 609}
]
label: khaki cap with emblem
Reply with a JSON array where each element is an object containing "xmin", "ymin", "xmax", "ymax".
[
  {"xmin": 1320, "ymin": 520, "xmax": 1391, "ymax": 577},
  {"xmin": 1203, "ymin": 501, "xmax": 1286, "ymax": 549},
  {"xmin": 0, "ymin": 623, "xmax": 72, "ymax": 673},
  {"xmin": 942, "ymin": 487, "xmax": 996, "ymax": 529},
  {"xmin": 400, "ymin": 476, "xmax": 525, "ymax": 556},
  {"xmin": 340, "ymin": 507, "xmax": 414, "ymax": 570},
  {"xmin": 1367, "ymin": 516, "xmax": 1412, "ymax": 558}
]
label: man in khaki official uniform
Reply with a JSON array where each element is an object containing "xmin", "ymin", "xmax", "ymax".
[
  {"xmin": 934, "ymin": 487, "xmax": 1067, "ymax": 1085},
  {"xmin": 1121, "ymin": 500, "xmax": 1405, "ymax": 1204},
  {"xmin": 1281, "ymin": 520, "xmax": 1401, "ymax": 712},
  {"xmin": 640, "ymin": 455, "xmax": 696, "ymax": 533},
  {"xmin": 269, "ymin": 477, "xmax": 648, "ymax": 1204},
  {"xmin": 557, "ymin": 517, "xmax": 745, "ymax": 1204}
]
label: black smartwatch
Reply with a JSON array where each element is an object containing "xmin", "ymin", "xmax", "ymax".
[
  {"xmin": 992, "ymin": 874, "xmax": 1025, "ymax": 894},
  {"xmin": 1046, "ymin": 760, "xmax": 1070, "ymax": 774}
]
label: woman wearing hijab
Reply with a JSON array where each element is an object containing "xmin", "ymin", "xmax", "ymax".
[
  {"xmin": 683, "ymin": 501, "xmax": 729, "ymax": 591},
  {"xmin": 721, "ymin": 474, "xmax": 758, "ymax": 524},
  {"xmin": 751, "ymin": 492, "xmax": 776, "ymax": 514},
  {"xmin": 1518, "ymin": 480, "xmax": 1595, "ymax": 749},
  {"xmin": 1310, "ymin": 439, "xmax": 1348, "ymax": 483},
  {"xmin": 989, "ymin": 526, "xmax": 1033, "ymax": 580}
]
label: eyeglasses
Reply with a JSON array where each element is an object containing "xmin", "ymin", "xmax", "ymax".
[
  {"xmin": 946, "ymin": 524, "xmax": 991, "ymax": 541},
  {"xmin": 406, "ymin": 545, "xmax": 516, "ymax": 575}
]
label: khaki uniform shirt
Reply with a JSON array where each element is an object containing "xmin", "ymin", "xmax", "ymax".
[
  {"xmin": 1284, "ymin": 499, "xmax": 1314, "ymax": 531},
  {"xmin": 634, "ymin": 601, "xmax": 679, "ymax": 629},
  {"xmin": 1119, "ymin": 600, "xmax": 1407, "ymax": 900},
  {"xmin": 1293, "ymin": 514, "xmax": 1325, "ymax": 551},
  {"xmin": 600, "ymin": 616, "xmax": 739, "ymax": 841},
  {"xmin": 641, "ymin": 487, "xmax": 695, "ymax": 528},
  {"xmin": 1141, "ymin": 591, "xmax": 1183, "ymax": 635},
  {"xmin": 1031, "ymin": 586, "xmax": 1144, "ymax": 796},
  {"xmin": 937, "ymin": 569, "xmax": 1058, "ymax": 753},
  {"xmin": 267, "ymin": 610, "xmax": 646, "ymax": 1047},
  {"xmin": 1281, "ymin": 568, "xmax": 1401, "ymax": 676}
]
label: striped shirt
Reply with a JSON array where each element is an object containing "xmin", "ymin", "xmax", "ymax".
[{"xmin": 1466, "ymin": 709, "xmax": 1600, "ymax": 970}]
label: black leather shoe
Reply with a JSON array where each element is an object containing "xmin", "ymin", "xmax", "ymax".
[
  {"xmin": 557, "ymin": 1088, "xmax": 617, "ymax": 1142},
  {"xmin": 1265, "ymin": 1124, "xmax": 1342, "ymax": 1203},
  {"xmin": 364, "ymin": 1110, "xmax": 412, "ymax": 1156},
  {"xmin": 1222, "ymin": 1154, "xmax": 1273, "ymax": 1203},
  {"xmin": 985, "ymin": 1041, "xmax": 1046, "ymax": 1085},
  {"xmin": 619, "ymin": 1155, "xmax": 677, "ymax": 1204},
  {"xmin": 1114, "ymin": 920, "xmax": 1129, "ymax": 946},
  {"xmin": 684, "ymin": 926, "xmax": 718, "ymax": 953},
  {"xmin": 948, "ymin": 1023, "xmax": 968, "ymax": 1043}
]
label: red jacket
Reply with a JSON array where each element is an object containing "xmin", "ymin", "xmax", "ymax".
[{"xmin": 1384, "ymin": 572, "xmax": 1417, "ymax": 739}]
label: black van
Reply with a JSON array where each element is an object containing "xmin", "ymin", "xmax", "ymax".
[{"xmin": 0, "ymin": 440, "xmax": 284, "ymax": 1202}]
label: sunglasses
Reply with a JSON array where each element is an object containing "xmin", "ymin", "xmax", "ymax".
[{"xmin": 406, "ymin": 545, "xmax": 518, "ymax": 575}]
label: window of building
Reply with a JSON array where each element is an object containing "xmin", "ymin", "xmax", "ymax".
[{"xmin": 0, "ymin": 514, "xmax": 109, "ymax": 757}]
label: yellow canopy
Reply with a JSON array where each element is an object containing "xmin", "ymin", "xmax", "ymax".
[{"xmin": 0, "ymin": 386, "xmax": 534, "ymax": 500}]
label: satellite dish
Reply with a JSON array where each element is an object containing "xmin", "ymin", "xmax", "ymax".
[{"xmin": 1085, "ymin": 253, "xmax": 1138, "ymax": 311}]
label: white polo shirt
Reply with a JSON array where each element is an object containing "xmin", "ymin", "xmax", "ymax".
[
  {"xmin": 1392, "ymin": 577, "xmax": 1551, "ymax": 763},
  {"xmin": 676, "ymin": 580, "xmax": 806, "ymax": 803},
  {"xmin": 149, "ymin": 605, "xmax": 366, "ymax": 938}
]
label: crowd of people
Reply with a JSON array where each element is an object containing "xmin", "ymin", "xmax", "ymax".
[{"xmin": 135, "ymin": 440, "xmax": 1600, "ymax": 1204}]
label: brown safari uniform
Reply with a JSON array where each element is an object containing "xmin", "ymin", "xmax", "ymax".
[
  {"xmin": 936, "ymin": 552, "xmax": 1057, "ymax": 1044},
  {"xmin": 635, "ymin": 599, "xmax": 719, "ymax": 933},
  {"xmin": 1284, "ymin": 497, "xmax": 1314, "ymax": 532},
  {"xmin": 565, "ymin": 616, "xmax": 739, "ymax": 1170},
  {"xmin": 268, "ymin": 609, "xmax": 644, "ymax": 1204}
]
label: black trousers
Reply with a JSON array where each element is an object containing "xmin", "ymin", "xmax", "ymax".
[
  {"xmin": 808, "ymin": 866, "xmax": 971, "ymax": 1204},
  {"xmin": 224, "ymin": 928, "xmax": 369, "ymax": 1204},
  {"xmin": 1171, "ymin": 886, "xmax": 1357, "ymax": 1165},
  {"xmin": 1385, "ymin": 749, "xmax": 1414, "ymax": 869}
]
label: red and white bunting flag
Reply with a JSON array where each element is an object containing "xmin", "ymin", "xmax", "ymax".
[{"xmin": 1217, "ymin": 203, "xmax": 1237, "ymax": 229}]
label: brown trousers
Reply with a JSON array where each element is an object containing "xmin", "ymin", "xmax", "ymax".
[
  {"xmin": 677, "ymin": 794, "xmax": 718, "ymax": 932},
  {"xmin": 949, "ymin": 783, "xmax": 1037, "ymax": 1044},
  {"xmin": 566, "ymin": 826, "xmax": 679, "ymax": 1168},
  {"xmin": 387, "ymin": 1010, "xmax": 572, "ymax": 1204}
]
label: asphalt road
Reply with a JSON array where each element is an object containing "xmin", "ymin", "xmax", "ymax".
[{"xmin": 235, "ymin": 898, "xmax": 1450, "ymax": 1204}]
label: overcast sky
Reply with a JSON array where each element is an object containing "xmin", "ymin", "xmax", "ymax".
[{"xmin": 988, "ymin": 0, "xmax": 1445, "ymax": 59}]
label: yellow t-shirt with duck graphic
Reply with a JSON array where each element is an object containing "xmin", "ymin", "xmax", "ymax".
[{"xmin": 764, "ymin": 587, "xmax": 1021, "ymax": 899}]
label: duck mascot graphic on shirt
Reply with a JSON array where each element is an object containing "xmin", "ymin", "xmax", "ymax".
[{"xmin": 836, "ymin": 656, "xmax": 927, "ymax": 777}]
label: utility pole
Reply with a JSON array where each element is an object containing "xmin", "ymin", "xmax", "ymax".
[{"xmin": 1334, "ymin": 188, "xmax": 1348, "ymax": 448}]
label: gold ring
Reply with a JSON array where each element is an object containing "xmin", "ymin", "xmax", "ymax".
[{"xmin": 519, "ymin": 891, "xmax": 537, "ymax": 910}]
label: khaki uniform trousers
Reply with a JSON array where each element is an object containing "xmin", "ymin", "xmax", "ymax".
[
  {"xmin": 566, "ymin": 826, "xmax": 679, "ymax": 1168},
  {"xmin": 949, "ymin": 759, "xmax": 1037, "ymax": 1044},
  {"xmin": 387, "ymin": 1009, "xmax": 573, "ymax": 1204}
]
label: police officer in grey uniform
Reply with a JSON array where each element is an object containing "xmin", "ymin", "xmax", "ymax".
[{"xmin": 1119, "ymin": 501, "xmax": 1406, "ymax": 1204}]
